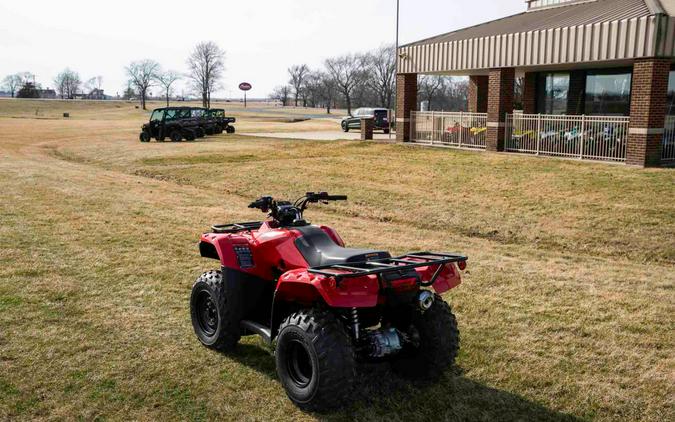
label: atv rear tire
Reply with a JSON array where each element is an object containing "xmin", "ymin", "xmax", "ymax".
[
  {"xmin": 390, "ymin": 296, "xmax": 459, "ymax": 380},
  {"xmin": 190, "ymin": 270, "xmax": 241, "ymax": 352},
  {"xmin": 275, "ymin": 309, "xmax": 355, "ymax": 411}
]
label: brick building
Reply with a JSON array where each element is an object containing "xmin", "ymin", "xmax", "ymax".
[{"xmin": 396, "ymin": 0, "xmax": 675, "ymax": 167}]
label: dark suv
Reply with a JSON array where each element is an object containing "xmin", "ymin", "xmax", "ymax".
[
  {"xmin": 341, "ymin": 108, "xmax": 390, "ymax": 133},
  {"xmin": 139, "ymin": 107, "xmax": 199, "ymax": 142}
]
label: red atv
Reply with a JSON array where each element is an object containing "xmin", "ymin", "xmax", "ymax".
[{"xmin": 190, "ymin": 192, "xmax": 467, "ymax": 410}]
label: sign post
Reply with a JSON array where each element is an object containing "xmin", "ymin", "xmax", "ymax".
[{"xmin": 239, "ymin": 82, "xmax": 252, "ymax": 108}]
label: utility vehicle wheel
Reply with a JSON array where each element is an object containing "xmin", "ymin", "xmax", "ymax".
[
  {"xmin": 195, "ymin": 128, "xmax": 206, "ymax": 138},
  {"xmin": 341, "ymin": 122, "xmax": 349, "ymax": 132},
  {"xmin": 184, "ymin": 130, "xmax": 196, "ymax": 141},
  {"xmin": 275, "ymin": 309, "xmax": 355, "ymax": 411},
  {"xmin": 170, "ymin": 131, "xmax": 182, "ymax": 142},
  {"xmin": 190, "ymin": 270, "xmax": 241, "ymax": 352},
  {"xmin": 157, "ymin": 136, "xmax": 166, "ymax": 142},
  {"xmin": 226, "ymin": 126, "xmax": 235, "ymax": 134},
  {"xmin": 216, "ymin": 127, "xmax": 224, "ymax": 134},
  {"xmin": 139, "ymin": 131, "xmax": 151, "ymax": 142},
  {"xmin": 390, "ymin": 296, "xmax": 459, "ymax": 380},
  {"xmin": 383, "ymin": 129, "xmax": 390, "ymax": 134}
]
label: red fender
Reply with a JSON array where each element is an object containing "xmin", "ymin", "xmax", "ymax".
[{"xmin": 274, "ymin": 269, "xmax": 380, "ymax": 308}]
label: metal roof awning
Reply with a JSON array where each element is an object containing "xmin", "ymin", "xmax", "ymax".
[{"xmin": 397, "ymin": 0, "xmax": 675, "ymax": 75}]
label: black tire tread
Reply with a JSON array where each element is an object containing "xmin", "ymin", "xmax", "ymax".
[
  {"xmin": 276, "ymin": 309, "xmax": 355, "ymax": 411},
  {"xmin": 191, "ymin": 270, "xmax": 240, "ymax": 352}
]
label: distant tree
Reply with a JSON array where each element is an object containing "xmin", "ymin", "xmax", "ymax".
[
  {"xmin": 16, "ymin": 82, "xmax": 40, "ymax": 98},
  {"xmin": 325, "ymin": 54, "xmax": 366, "ymax": 115},
  {"xmin": 187, "ymin": 41, "xmax": 225, "ymax": 108},
  {"xmin": 84, "ymin": 76, "xmax": 103, "ymax": 94},
  {"xmin": 270, "ymin": 85, "xmax": 291, "ymax": 106},
  {"xmin": 316, "ymin": 72, "xmax": 338, "ymax": 114},
  {"xmin": 288, "ymin": 64, "xmax": 309, "ymax": 107},
  {"xmin": 2, "ymin": 74, "xmax": 22, "ymax": 98},
  {"xmin": 157, "ymin": 70, "xmax": 181, "ymax": 107},
  {"xmin": 418, "ymin": 75, "xmax": 446, "ymax": 110},
  {"xmin": 366, "ymin": 45, "xmax": 396, "ymax": 109},
  {"xmin": 54, "ymin": 68, "xmax": 82, "ymax": 99},
  {"xmin": 122, "ymin": 84, "xmax": 136, "ymax": 100},
  {"xmin": 125, "ymin": 59, "xmax": 160, "ymax": 110}
]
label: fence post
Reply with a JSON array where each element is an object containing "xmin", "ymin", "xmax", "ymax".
[
  {"xmin": 459, "ymin": 111, "xmax": 463, "ymax": 147},
  {"xmin": 536, "ymin": 114, "xmax": 541, "ymax": 155},
  {"xmin": 579, "ymin": 114, "xmax": 586, "ymax": 159}
]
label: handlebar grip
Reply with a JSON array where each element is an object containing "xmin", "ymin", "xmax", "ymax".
[{"xmin": 326, "ymin": 195, "xmax": 347, "ymax": 201}]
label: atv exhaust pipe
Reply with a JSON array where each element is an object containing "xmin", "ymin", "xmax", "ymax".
[{"xmin": 418, "ymin": 290, "xmax": 435, "ymax": 311}]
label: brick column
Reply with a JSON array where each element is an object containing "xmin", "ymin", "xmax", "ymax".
[
  {"xmin": 567, "ymin": 70, "xmax": 586, "ymax": 115},
  {"xmin": 522, "ymin": 72, "xmax": 537, "ymax": 114},
  {"xmin": 627, "ymin": 58, "xmax": 670, "ymax": 167},
  {"xmin": 468, "ymin": 75, "xmax": 488, "ymax": 112},
  {"xmin": 360, "ymin": 118, "xmax": 374, "ymax": 140},
  {"xmin": 396, "ymin": 73, "xmax": 417, "ymax": 142},
  {"xmin": 486, "ymin": 68, "xmax": 515, "ymax": 152}
]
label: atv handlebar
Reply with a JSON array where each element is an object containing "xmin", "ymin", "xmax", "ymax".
[{"xmin": 248, "ymin": 192, "xmax": 347, "ymax": 225}]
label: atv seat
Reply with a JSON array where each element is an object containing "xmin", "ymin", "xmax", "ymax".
[{"xmin": 294, "ymin": 226, "xmax": 391, "ymax": 267}]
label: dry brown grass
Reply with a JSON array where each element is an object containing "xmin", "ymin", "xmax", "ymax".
[{"xmin": 0, "ymin": 99, "xmax": 673, "ymax": 421}]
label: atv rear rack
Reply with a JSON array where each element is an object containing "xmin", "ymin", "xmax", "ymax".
[
  {"xmin": 308, "ymin": 252, "xmax": 467, "ymax": 286},
  {"xmin": 211, "ymin": 221, "xmax": 263, "ymax": 233}
]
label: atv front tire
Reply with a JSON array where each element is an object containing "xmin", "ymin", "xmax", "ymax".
[
  {"xmin": 390, "ymin": 296, "xmax": 459, "ymax": 380},
  {"xmin": 190, "ymin": 270, "xmax": 241, "ymax": 352},
  {"xmin": 275, "ymin": 309, "xmax": 355, "ymax": 411}
]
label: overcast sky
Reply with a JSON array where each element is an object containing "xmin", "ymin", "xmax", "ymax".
[{"xmin": 0, "ymin": 0, "xmax": 523, "ymax": 98}]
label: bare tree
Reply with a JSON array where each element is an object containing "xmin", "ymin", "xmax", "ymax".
[
  {"xmin": 316, "ymin": 72, "xmax": 337, "ymax": 114},
  {"xmin": 2, "ymin": 74, "xmax": 22, "ymax": 98},
  {"xmin": 187, "ymin": 41, "xmax": 225, "ymax": 108},
  {"xmin": 288, "ymin": 64, "xmax": 309, "ymax": 107},
  {"xmin": 125, "ymin": 59, "xmax": 160, "ymax": 110},
  {"xmin": 418, "ymin": 75, "xmax": 446, "ymax": 110},
  {"xmin": 270, "ymin": 85, "xmax": 292, "ymax": 106},
  {"xmin": 366, "ymin": 44, "xmax": 396, "ymax": 109},
  {"xmin": 84, "ymin": 76, "xmax": 103, "ymax": 94},
  {"xmin": 325, "ymin": 54, "xmax": 366, "ymax": 115},
  {"xmin": 157, "ymin": 70, "xmax": 181, "ymax": 107},
  {"xmin": 54, "ymin": 68, "xmax": 82, "ymax": 99}
]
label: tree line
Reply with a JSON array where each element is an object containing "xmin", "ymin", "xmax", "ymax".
[
  {"xmin": 2, "ymin": 41, "xmax": 226, "ymax": 110},
  {"xmin": 270, "ymin": 44, "xmax": 470, "ymax": 114}
]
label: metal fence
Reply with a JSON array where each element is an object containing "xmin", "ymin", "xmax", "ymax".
[
  {"xmin": 663, "ymin": 115, "xmax": 675, "ymax": 162},
  {"xmin": 410, "ymin": 111, "xmax": 487, "ymax": 149},
  {"xmin": 505, "ymin": 113, "xmax": 630, "ymax": 162}
]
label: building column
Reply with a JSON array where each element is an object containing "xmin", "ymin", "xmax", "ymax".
[
  {"xmin": 567, "ymin": 70, "xmax": 586, "ymax": 115},
  {"xmin": 468, "ymin": 75, "xmax": 488, "ymax": 112},
  {"xmin": 522, "ymin": 72, "xmax": 537, "ymax": 114},
  {"xmin": 396, "ymin": 73, "xmax": 417, "ymax": 142},
  {"xmin": 486, "ymin": 68, "xmax": 515, "ymax": 152},
  {"xmin": 626, "ymin": 58, "xmax": 670, "ymax": 167}
]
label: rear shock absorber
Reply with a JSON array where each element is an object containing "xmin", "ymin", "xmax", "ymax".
[{"xmin": 350, "ymin": 308, "xmax": 360, "ymax": 341}]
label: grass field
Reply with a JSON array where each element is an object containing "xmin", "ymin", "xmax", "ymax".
[{"xmin": 0, "ymin": 99, "xmax": 673, "ymax": 421}]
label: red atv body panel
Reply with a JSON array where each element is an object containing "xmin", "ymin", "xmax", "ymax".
[{"xmin": 199, "ymin": 222, "xmax": 462, "ymax": 309}]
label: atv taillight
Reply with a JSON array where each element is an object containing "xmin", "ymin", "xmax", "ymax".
[{"xmin": 458, "ymin": 260, "xmax": 467, "ymax": 271}]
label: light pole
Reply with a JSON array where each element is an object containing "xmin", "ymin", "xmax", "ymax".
[{"xmin": 391, "ymin": 0, "xmax": 400, "ymax": 140}]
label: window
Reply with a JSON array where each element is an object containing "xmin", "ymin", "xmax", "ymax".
[
  {"xmin": 667, "ymin": 70, "xmax": 675, "ymax": 116},
  {"xmin": 150, "ymin": 110, "xmax": 164, "ymax": 122},
  {"xmin": 584, "ymin": 70, "xmax": 632, "ymax": 116},
  {"xmin": 537, "ymin": 73, "xmax": 569, "ymax": 114},
  {"xmin": 165, "ymin": 109, "xmax": 179, "ymax": 121}
]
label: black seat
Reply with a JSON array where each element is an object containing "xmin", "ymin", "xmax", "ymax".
[{"xmin": 293, "ymin": 226, "xmax": 391, "ymax": 267}]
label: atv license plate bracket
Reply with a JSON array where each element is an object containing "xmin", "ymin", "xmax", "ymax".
[{"xmin": 308, "ymin": 252, "xmax": 467, "ymax": 285}]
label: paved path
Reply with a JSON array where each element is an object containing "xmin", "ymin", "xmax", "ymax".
[{"xmin": 241, "ymin": 131, "xmax": 396, "ymax": 141}]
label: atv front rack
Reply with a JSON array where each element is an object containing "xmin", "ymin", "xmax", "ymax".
[
  {"xmin": 211, "ymin": 221, "xmax": 263, "ymax": 233},
  {"xmin": 308, "ymin": 252, "xmax": 467, "ymax": 286}
]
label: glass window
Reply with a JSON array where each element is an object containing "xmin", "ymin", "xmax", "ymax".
[
  {"xmin": 585, "ymin": 70, "xmax": 632, "ymax": 116},
  {"xmin": 150, "ymin": 110, "xmax": 164, "ymax": 122},
  {"xmin": 667, "ymin": 70, "xmax": 675, "ymax": 116},
  {"xmin": 165, "ymin": 109, "xmax": 179, "ymax": 121},
  {"xmin": 537, "ymin": 72, "xmax": 569, "ymax": 114}
]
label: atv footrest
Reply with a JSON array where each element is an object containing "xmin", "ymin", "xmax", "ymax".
[
  {"xmin": 308, "ymin": 252, "xmax": 467, "ymax": 284},
  {"xmin": 241, "ymin": 320, "xmax": 272, "ymax": 344}
]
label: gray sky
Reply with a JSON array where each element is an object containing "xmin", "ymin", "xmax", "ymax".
[{"xmin": 0, "ymin": 0, "xmax": 523, "ymax": 98}]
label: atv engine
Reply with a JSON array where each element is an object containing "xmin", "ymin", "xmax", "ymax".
[{"xmin": 366, "ymin": 328, "xmax": 403, "ymax": 358}]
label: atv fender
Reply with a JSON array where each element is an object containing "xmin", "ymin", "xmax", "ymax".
[{"xmin": 274, "ymin": 269, "xmax": 379, "ymax": 308}]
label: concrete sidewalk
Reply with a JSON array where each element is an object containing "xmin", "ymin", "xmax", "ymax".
[{"xmin": 241, "ymin": 131, "xmax": 396, "ymax": 141}]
